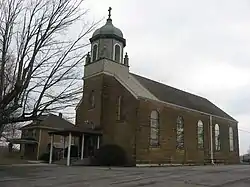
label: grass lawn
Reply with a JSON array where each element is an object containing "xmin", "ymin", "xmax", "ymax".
[
  {"xmin": 0, "ymin": 148, "xmax": 30, "ymax": 165},
  {"xmin": 0, "ymin": 157, "xmax": 30, "ymax": 165}
]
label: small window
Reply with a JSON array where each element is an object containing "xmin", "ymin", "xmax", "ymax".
[
  {"xmin": 176, "ymin": 116, "xmax": 184, "ymax": 150},
  {"xmin": 88, "ymin": 91, "xmax": 95, "ymax": 109},
  {"xmin": 197, "ymin": 120, "xmax": 204, "ymax": 149},
  {"xmin": 150, "ymin": 110, "xmax": 160, "ymax": 146},
  {"xmin": 32, "ymin": 129, "xmax": 36, "ymax": 137},
  {"xmin": 23, "ymin": 130, "xmax": 28, "ymax": 137},
  {"xmin": 215, "ymin": 124, "xmax": 220, "ymax": 151},
  {"xmin": 92, "ymin": 44, "xmax": 98, "ymax": 61},
  {"xmin": 117, "ymin": 96, "xmax": 123, "ymax": 121},
  {"xmin": 229, "ymin": 126, "xmax": 234, "ymax": 151},
  {"xmin": 114, "ymin": 44, "xmax": 121, "ymax": 63}
]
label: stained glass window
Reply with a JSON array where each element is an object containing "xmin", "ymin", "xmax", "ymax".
[
  {"xmin": 176, "ymin": 116, "xmax": 184, "ymax": 149},
  {"xmin": 229, "ymin": 127, "xmax": 234, "ymax": 151},
  {"xmin": 150, "ymin": 110, "xmax": 159, "ymax": 146},
  {"xmin": 215, "ymin": 124, "xmax": 220, "ymax": 151}
]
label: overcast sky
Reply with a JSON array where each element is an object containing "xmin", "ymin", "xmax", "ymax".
[{"xmin": 84, "ymin": 0, "xmax": 250, "ymax": 155}]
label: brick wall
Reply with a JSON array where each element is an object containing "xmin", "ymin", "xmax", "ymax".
[
  {"xmin": 135, "ymin": 98, "xmax": 239, "ymax": 164},
  {"xmin": 76, "ymin": 73, "xmax": 239, "ymax": 165}
]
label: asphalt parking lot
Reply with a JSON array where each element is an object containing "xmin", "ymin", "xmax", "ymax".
[{"xmin": 0, "ymin": 164, "xmax": 250, "ymax": 187}]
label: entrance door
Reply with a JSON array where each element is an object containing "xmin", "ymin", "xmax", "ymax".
[{"xmin": 84, "ymin": 135, "xmax": 98, "ymax": 158}]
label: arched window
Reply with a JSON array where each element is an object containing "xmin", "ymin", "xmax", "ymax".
[
  {"xmin": 176, "ymin": 116, "xmax": 184, "ymax": 149},
  {"xmin": 215, "ymin": 124, "xmax": 220, "ymax": 151},
  {"xmin": 92, "ymin": 44, "xmax": 98, "ymax": 61},
  {"xmin": 114, "ymin": 44, "xmax": 121, "ymax": 63},
  {"xmin": 88, "ymin": 90, "xmax": 95, "ymax": 109},
  {"xmin": 117, "ymin": 96, "xmax": 123, "ymax": 120},
  {"xmin": 197, "ymin": 120, "xmax": 204, "ymax": 149},
  {"xmin": 229, "ymin": 126, "xmax": 234, "ymax": 151},
  {"xmin": 150, "ymin": 110, "xmax": 159, "ymax": 146}
]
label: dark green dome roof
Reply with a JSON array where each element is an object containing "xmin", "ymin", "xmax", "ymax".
[
  {"xmin": 90, "ymin": 8, "xmax": 126, "ymax": 46},
  {"xmin": 92, "ymin": 19, "xmax": 123, "ymax": 38}
]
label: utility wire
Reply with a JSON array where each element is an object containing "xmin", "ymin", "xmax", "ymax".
[{"xmin": 239, "ymin": 129, "xmax": 250, "ymax": 134}]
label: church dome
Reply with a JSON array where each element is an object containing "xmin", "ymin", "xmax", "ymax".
[
  {"xmin": 92, "ymin": 19, "xmax": 123, "ymax": 38},
  {"xmin": 90, "ymin": 7, "xmax": 126, "ymax": 47}
]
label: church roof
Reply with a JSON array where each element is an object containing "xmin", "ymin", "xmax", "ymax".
[{"xmin": 131, "ymin": 73, "xmax": 236, "ymax": 121}]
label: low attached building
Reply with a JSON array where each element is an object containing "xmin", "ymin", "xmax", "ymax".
[{"xmin": 10, "ymin": 113, "xmax": 74, "ymax": 160}]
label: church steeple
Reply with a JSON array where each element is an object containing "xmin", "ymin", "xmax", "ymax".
[{"xmin": 88, "ymin": 7, "xmax": 127, "ymax": 65}]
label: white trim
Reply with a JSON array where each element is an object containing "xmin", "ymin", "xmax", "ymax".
[
  {"xmin": 49, "ymin": 135, "xmax": 54, "ymax": 164},
  {"xmin": 67, "ymin": 132, "xmax": 72, "ymax": 166},
  {"xmin": 97, "ymin": 136, "xmax": 100, "ymax": 149},
  {"xmin": 84, "ymin": 71, "xmax": 237, "ymax": 123},
  {"xmin": 92, "ymin": 43, "xmax": 98, "ymax": 62},
  {"xmin": 81, "ymin": 134, "xmax": 84, "ymax": 160},
  {"xmin": 113, "ymin": 43, "xmax": 122, "ymax": 63}
]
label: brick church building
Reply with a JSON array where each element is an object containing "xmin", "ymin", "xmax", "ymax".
[{"xmin": 75, "ymin": 8, "xmax": 239, "ymax": 165}]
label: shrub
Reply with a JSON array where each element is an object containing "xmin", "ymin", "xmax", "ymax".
[{"xmin": 94, "ymin": 144, "xmax": 127, "ymax": 166}]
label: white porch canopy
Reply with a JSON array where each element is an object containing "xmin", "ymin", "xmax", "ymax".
[{"xmin": 48, "ymin": 126, "xmax": 102, "ymax": 166}]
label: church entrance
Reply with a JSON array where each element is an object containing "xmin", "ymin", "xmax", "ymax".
[{"xmin": 82, "ymin": 134, "xmax": 101, "ymax": 158}]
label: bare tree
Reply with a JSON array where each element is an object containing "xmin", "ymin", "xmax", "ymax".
[
  {"xmin": 0, "ymin": 0, "xmax": 97, "ymax": 136},
  {"xmin": 1, "ymin": 123, "xmax": 21, "ymax": 140}
]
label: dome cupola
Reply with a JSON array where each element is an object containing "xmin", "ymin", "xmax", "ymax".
[
  {"xmin": 90, "ymin": 7, "xmax": 126, "ymax": 47},
  {"xmin": 88, "ymin": 7, "xmax": 128, "ymax": 65}
]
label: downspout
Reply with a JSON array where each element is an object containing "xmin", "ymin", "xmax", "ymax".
[{"xmin": 209, "ymin": 115, "xmax": 214, "ymax": 165}]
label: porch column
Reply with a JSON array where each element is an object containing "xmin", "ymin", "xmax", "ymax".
[
  {"xmin": 62, "ymin": 136, "xmax": 65, "ymax": 159},
  {"xmin": 97, "ymin": 136, "xmax": 100, "ymax": 149},
  {"xmin": 49, "ymin": 134, "xmax": 54, "ymax": 164},
  {"xmin": 67, "ymin": 132, "xmax": 72, "ymax": 166},
  {"xmin": 81, "ymin": 134, "xmax": 85, "ymax": 160}
]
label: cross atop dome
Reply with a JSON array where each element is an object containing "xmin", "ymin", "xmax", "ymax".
[{"xmin": 108, "ymin": 7, "xmax": 112, "ymax": 20}]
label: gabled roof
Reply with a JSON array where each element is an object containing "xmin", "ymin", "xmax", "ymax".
[
  {"xmin": 20, "ymin": 114, "xmax": 74, "ymax": 130},
  {"xmin": 131, "ymin": 73, "xmax": 236, "ymax": 121}
]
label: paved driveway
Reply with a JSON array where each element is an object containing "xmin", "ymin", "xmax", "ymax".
[{"xmin": 0, "ymin": 164, "xmax": 250, "ymax": 186}]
